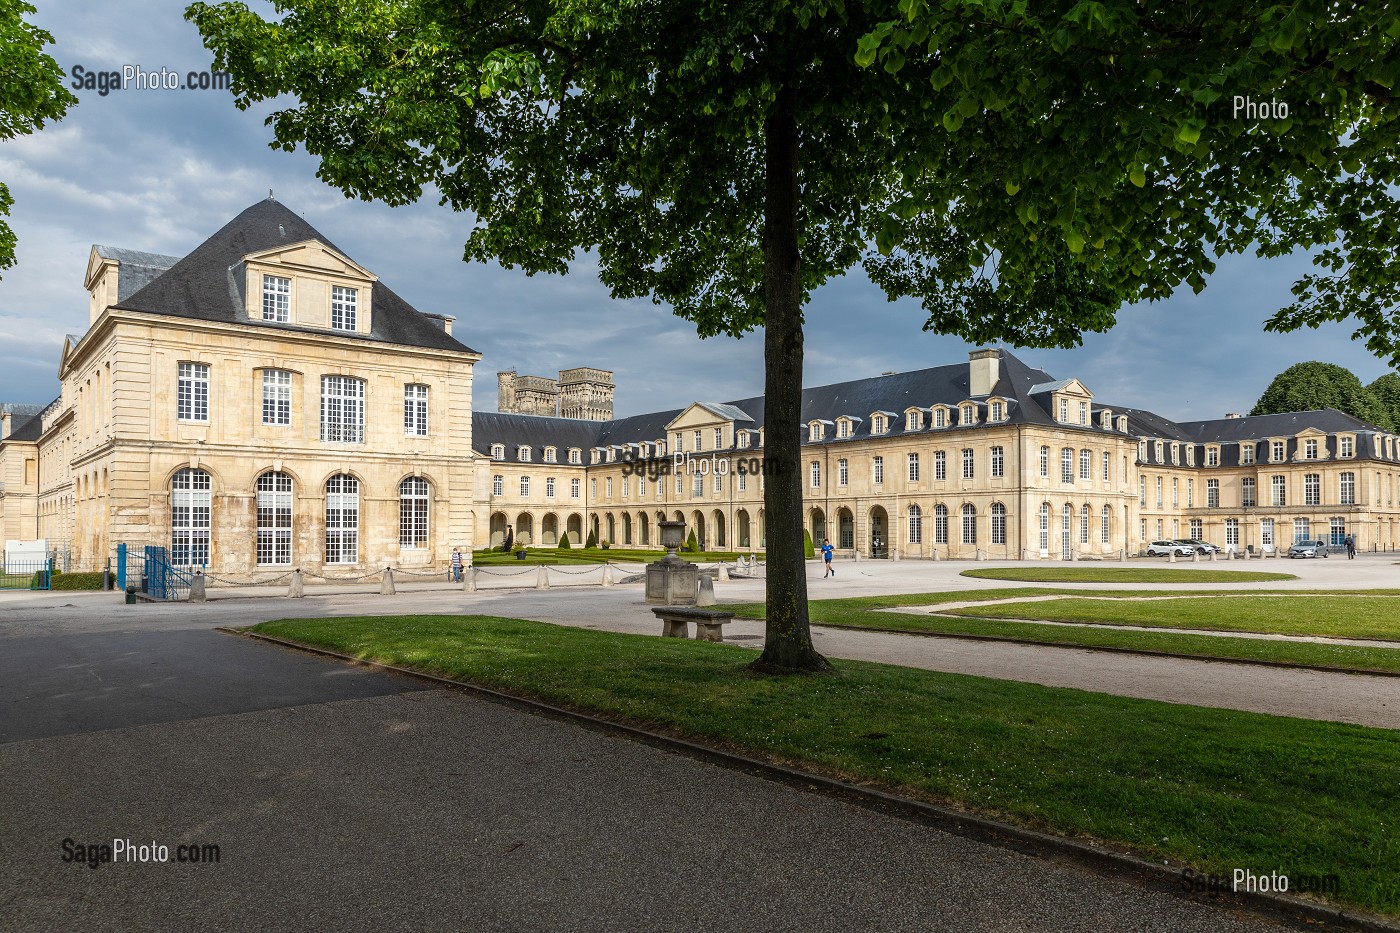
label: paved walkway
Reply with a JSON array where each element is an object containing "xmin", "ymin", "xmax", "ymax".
[{"xmin": 1, "ymin": 602, "xmax": 1290, "ymax": 933}]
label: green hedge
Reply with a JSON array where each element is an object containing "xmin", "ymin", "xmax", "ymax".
[{"xmin": 49, "ymin": 571, "xmax": 106, "ymax": 590}]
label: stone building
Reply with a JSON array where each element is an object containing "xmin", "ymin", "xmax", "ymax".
[
  {"xmin": 474, "ymin": 348, "xmax": 1400, "ymax": 558},
  {"xmin": 497, "ymin": 366, "xmax": 614, "ymax": 420},
  {"xmin": 0, "ymin": 198, "xmax": 480, "ymax": 578}
]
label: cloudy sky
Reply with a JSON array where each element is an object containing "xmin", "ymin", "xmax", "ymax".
[{"xmin": 0, "ymin": 1, "xmax": 1391, "ymax": 421}]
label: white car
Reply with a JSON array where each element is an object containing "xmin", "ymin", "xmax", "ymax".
[{"xmin": 1147, "ymin": 540, "xmax": 1195, "ymax": 557}]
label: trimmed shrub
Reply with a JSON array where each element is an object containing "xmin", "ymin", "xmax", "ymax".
[
  {"xmin": 585, "ymin": 530, "xmax": 598, "ymax": 549},
  {"xmin": 803, "ymin": 529, "xmax": 815, "ymax": 559},
  {"xmin": 558, "ymin": 534, "xmax": 573, "ymax": 550},
  {"xmin": 50, "ymin": 571, "xmax": 105, "ymax": 591},
  {"xmin": 684, "ymin": 529, "xmax": 699, "ymax": 552}
]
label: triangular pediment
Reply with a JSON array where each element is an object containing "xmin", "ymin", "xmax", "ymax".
[{"xmin": 243, "ymin": 239, "xmax": 377, "ymax": 281}]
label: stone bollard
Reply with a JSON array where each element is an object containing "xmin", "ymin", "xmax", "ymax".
[
  {"xmin": 380, "ymin": 567, "xmax": 396, "ymax": 595},
  {"xmin": 1208, "ymin": 551, "xmax": 1217, "ymax": 562},
  {"xmin": 463, "ymin": 566, "xmax": 477, "ymax": 592},
  {"xmin": 601, "ymin": 564, "xmax": 613, "ymax": 587},
  {"xmin": 536, "ymin": 566, "xmax": 550, "ymax": 589},
  {"xmin": 288, "ymin": 569, "xmax": 305, "ymax": 598},
  {"xmin": 1168, "ymin": 550, "xmax": 1176, "ymax": 563},
  {"xmin": 1225, "ymin": 549, "xmax": 1234, "ymax": 561},
  {"xmin": 977, "ymin": 549, "xmax": 985, "ymax": 561},
  {"xmin": 190, "ymin": 572, "xmax": 206, "ymax": 602},
  {"xmin": 933, "ymin": 549, "xmax": 942, "ymax": 562},
  {"xmin": 697, "ymin": 574, "xmax": 715, "ymax": 607},
  {"xmin": 1242, "ymin": 549, "xmax": 1250, "ymax": 561},
  {"xmin": 718, "ymin": 563, "xmax": 729, "ymax": 582},
  {"xmin": 1119, "ymin": 549, "xmax": 1126, "ymax": 562}
]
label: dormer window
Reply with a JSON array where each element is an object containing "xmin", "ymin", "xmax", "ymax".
[
  {"xmin": 1170, "ymin": 443, "xmax": 1179, "ymax": 465},
  {"xmin": 905, "ymin": 409, "xmax": 922, "ymax": 431},
  {"xmin": 517, "ymin": 446, "xmax": 531, "ymax": 462},
  {"xmin": 1271, "ymin": 440, "xmax": 1285, "ymax": 462},
  {"xmin": 837, "ymin": 419, "xmax": 851, "ymax": 439},
  {"xmin": 1154, "ymin": 441, "xmax": 1163, "ymax": 461},
  {"xmin": 1186, "ymin": 446, "xmax": 1196, "ymax": 466},
  {"xmin": 961, "ymin": 404, "xmax": 975, "ymax": 425},
  {"xmin": 1206, "ymin": 446, "xmax": 1219, "ymax": 467},
  {"xmin": 490, "ymin": 443, "xmax": 505, "ymax": 460},
  {"xmin": 934, "ymin": 407, "xmax": 948, "ymax": 428},
  {"xmin": 871, "ymin": 414, "xmax": 886, "ymax": 434},
  {"xmin": 1100, "ymin": 409, "xmax": 1112, "ymax": 429},
  {"xmin": 1079, "ymin": 401, "xmax": 1088, "ymax": 425},
  {"xmin": 568, "ymin": 448, "xmax": 581, "ymax": 464},
  {"xmin": 607, "ymin": 447, "xmax": 617, "ymax": 462},
  {"xmin": 809, "ymin": 421, "xmax": 824, "ymax": 441},
  {"xmin": 1059, "ymin": 398, "xmax": 1068, "ymax": 422},
  {"xmin": 1340, "ymin": 435, "xmax": 1354, "ymax": 458},
  {"xmin": 1304, "ymin": 438, "xmax": 1319, "ymax": 460},
  {"xmin": 989, "ymin": 401, "xmax": 1004, "ymax": 422},
  {"xmin": 1137, "ymin": 440, "xmax": 1147, "ymax": 461},
  {"xmin": 262, "ymin": 274, "xmax": 290, "ymax": 323},
  {"xmin": 331, "ymin": 285, "xmax": 358, "ymax": 331},
  {"xmin": 1116, "ymin": 415, "xmax": 1128, "ymax": 433},
  {"xmin": 738, "ymin": 432, "xmax": 750, "ymax": 449},
  {"xmin": 543, "ymin": 446, "xmax": 557, "ymax": 463},
  {"xmin": 1240, "ymin": 443, "xmax": 1255, "ymax": 465}
]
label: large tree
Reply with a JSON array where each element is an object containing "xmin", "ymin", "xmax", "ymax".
[
  {"xmin": 1251, "ymin": 362, "xmax": 1392, "ymax": 429},
  {"xmin": 1369, "ymin": 374, "xmax": 1400, "ymax": 432},
  {"xmin": 188, "ymin": 0, "xmax": 1397, "ymax": 671},
  {"xmin": 0, "ymin": 0, "xmax": 77, "ymax": 275}
]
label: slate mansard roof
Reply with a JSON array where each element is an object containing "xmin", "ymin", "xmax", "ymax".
[
  {"xmin": 474, "ymin": 348, "xmax": 1400, "ymax": 466},
  {"xmin": 1, "ymin": 403, "xmax": 46, "ymax": 442},
  {"xmin": 110, "ymin": 199, "xmax": 477, "ymax": 355},
  {"xmin": 93, "ymin": 246, "xmax": 181, "ymax": 303}
]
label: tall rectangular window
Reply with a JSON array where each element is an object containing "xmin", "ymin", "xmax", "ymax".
[
  {"xmin": 262, "ymin": 274, "xmax": 290, "ymax": 322},
  {"xmin": 1340, "ymin": 472, "xmax": 1356, "ymax": 505},
  {"xmin": 520, "ymin": 476, "xmax": 531, "ymax": 497},
  {"xmin": 399, "ymin": 478, "xmax": 429, "ymax": 549},
  {"xmin": 1208, "ymin": 478, "xmax": 1221, "ymax": 508},
  {"xmin": 1156, "ymin": 475, "xmax": 1163, "ymax": 508},
  {"xmin": 810, "ymin": 461, "xmax": 821, "ymax": 488},
  {"xmin": 1080, "ymin": 449, "xmax": 1091, "ymax": 480},
  {"xmin": 403, "ymin": 384, "xmax": 429, "ymax": 436},
  {"xmin": 325, "ymin": 474, "xmax": 359, "ymax": 563},
  {"xmin": 1187, "ymin": 478, "xmax": 1194, "ymax": 507},
  {"xmin": 1225, "ymin": 518, "xmax": 1239, "ymax": 548},
  {"xmin": 1172, "ymin": 477, "xmax": 1179, "ymax": 506},
  {"xmin": 1272, "ymin": 441, "xmax": 1285, "ymax": 462},
  {"xmin": 177, "ymin": 362, "xmax": 209, "ymax": 422},
  {"xmin": 1240, "ymin": 444, "xmax": 1255, "ymax": 465},
  {"xmin": 320, "ymin": 375, "xmax": 365, "ymax": 443},
  {"xmin": 838, "ymin": 458, "xmax": 849, "ymax": 486},
  {"xmin": 692, "ymin": 473, "xmax": 704, "ymax": 496},
  {"xmin": 1341, "ymin": 437, "xmax": 1354, "ymax": 458},
  {"xmin": 607, "ymin": 477, "xmax": 613, "ymax": 497},
  {"xmin": 492, "ymin": 474, "xmax": 503, "ymax": 496},
  {"xmin": 1271, "ymin": 475, "xmax": 1286, "ymax": 506},
  {"xmin": 714, "ymin": 427, "xmax": 723, "ymax": 448},
  {"xmin": 1304, "ymin": 473, "xmax": 1320, "ymax": 506},
  {"xmin": 1305, "ymin": 438, "xmax": 1318, "ymax": 459},
  {"xmin": 908, "ymin": 452, "xmax": 920, "ymax": 482},
  {"xmin": 694, "ymin": 430, "xmax": 703, "ymax": 451},
  {"xmin": 992, "ymin": 504, "xmax": 1007, "ymax": 545},
  {"xmin": 1102, "ymin": 451, "xmax": 1110, "ymax": 481},
  {"xmin": 262, "ymin": 369, "xmax": 291, "ymax": 425},
  {"xmin": 991, "ymin": 446, "xmax": 1004, "ymax": 478},
  {"xmin": 1242, "ymin": 477, "xmax": 1256, "ymax": 507},
  {"xmin": 256, "ymin": 472, "xmax": 293, "ymax": 566},
  {"xmin": 934, "ymin": 450, "xmax": 946, "ymax": 480},
  {"xmin": 1039, "ymin": 446, "xmax": 1049, "ymax": 477},
  {"xmin": 962, "ymin": 448, "xmax": 974, "ymax": 479},
  {"xmin": 1061, "ymin": 448, "xmax": 1073, "ymax": 483},
  {"xmin": 873, "ymin": 456, "xmax": 884, "ymax": 484},
  {"xmin": 571, "ymin": 478, "xmax": 580, "ymax": 498},
  {"xmin": 1331, "ymin": 517, "xmax": 1346, "ymax": 546},
  {"xmin": 1206, "ymin": 447, "xmax": 1219, "ymax": 467},
  {"xmin": 331, "ymin": 285, "xmax": 358, "ymax": 331},
  {"xmin": 546, "ymin": 477, "xmax": 556, "ymax": 498},
  {"xmin": 1190, "ymin": 518, "xmax": 1202, "ymax": 539}
]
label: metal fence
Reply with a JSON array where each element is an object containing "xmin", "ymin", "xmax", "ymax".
[{"xmin": 0, "ymin": 558, "xmax": 52, "ymax": 591}]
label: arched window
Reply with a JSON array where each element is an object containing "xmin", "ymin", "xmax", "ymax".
[
  {"xmin": 171, "ymin": 468, "xmax": 212, "ymax": 567},
  {"xmin": 991, "ymin": 503, "xmax": 1007, "ymax": 545},
  {"xmin": 1080, "ymin": 503, "xmax": 1090, "ymax": 544},
  {"xmin": 1039, "ymin": 502, "xmax": 1050, "ymax": 551},
  {"xmin": 1101, "ymin": 504, "xmax": 1111, "ymax": 544},
  {"xmin": 326, "ymin": 475, "xmax": 360, "ymax": 563},
  {"xmin": 961, "ymin": 504, "xmax": 977, "ymax": 544},
  {"xmin": 908, "ymin": 505, "xmax": 922, "ymax": 544},
  {"xmin": 934, "ymin": 504, "xmax": 949, "ymax": 544},
  {"xmin": 256, "ymin": 472, "xmax": 293, "ymax": 565},
  {"xmin": 399, "ymin": 477, "xmax": 430, "ymax": 549}
]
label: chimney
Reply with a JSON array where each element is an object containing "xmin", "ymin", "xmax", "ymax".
[
  {"xmin": 440, "ymin": 315, "xmax": 455, "ymax": 336},
  {"xmin": 1, "ymin": 410, "xmax": 10, "ymax": 441},
  {"xmin": 968, "ymin": 348, "xmax": 1001, "ymax": 397}
]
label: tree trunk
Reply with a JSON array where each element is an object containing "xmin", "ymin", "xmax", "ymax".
[{"xmin": 750, "ymin": 82, "xmax": 832, "ymax": 675}]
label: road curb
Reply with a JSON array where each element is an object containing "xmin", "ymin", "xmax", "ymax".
[{"xmin": 220, "ymin": 625, "xmax": 1400, "ymax": 933}]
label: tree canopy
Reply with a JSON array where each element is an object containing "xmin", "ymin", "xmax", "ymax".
[
  {"xmin": 0, "ymin": 0, "xmax": 77, "ymax": 275},
  {"xmin": 1367, "ymin": 374, "xmax": 1400, "ymax": 432},
  {"xmin": 1251, "ymin": 362, "xmax": 1393, "ymax": 429},
  {"xmin": 187, "ymin": 0, "xmax": 1400, "ymax": 670}
]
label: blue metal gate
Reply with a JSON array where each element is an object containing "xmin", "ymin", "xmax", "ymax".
[
  {"xmin": 0, "ymin": 558, "xmax": 51, "ymax": 590},
  {"xmin": 141, "ymin": 546, "xmax": 193, "ymax": 601}
]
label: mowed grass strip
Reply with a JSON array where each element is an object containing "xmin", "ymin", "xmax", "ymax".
[
  {"xmin": 961, "ymin": 567, "xmax": 1296, "ymax": 584},
  {"xmin": 730, "ymin": 594, "xmax": 1400, "ymax": 673},
  {"xmin": 254, "ymin": 615, "xmax": 1398, "ymax": 916},
  {"xmin": 471, "ymin": 547, "xmax": 759, "ymax": 566},
  {"xmin": 942, "ymin": 595, "xmax": 1400, "ymax": 642}
]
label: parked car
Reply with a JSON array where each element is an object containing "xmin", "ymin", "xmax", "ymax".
[
  {"xmin": 1287, "ymin": 540, "xmax": 1330, "ymax": 559},
  {"xmin": 1147, "ymin": 540, "xmax": 1195, "ymax": 557},
  {"xmin": 1176, "ymin": 539, "xmax": 1222, "ymax": 555}
]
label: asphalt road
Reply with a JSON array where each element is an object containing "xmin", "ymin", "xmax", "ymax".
[{"xmin": 0, "ymin": 595, "xmax": 1297, "ymax": 932}]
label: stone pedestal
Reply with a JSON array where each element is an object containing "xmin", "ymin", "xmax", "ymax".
[{"xmin": 645, "ymin": 555, "xmax": 699, "ymax": 605}]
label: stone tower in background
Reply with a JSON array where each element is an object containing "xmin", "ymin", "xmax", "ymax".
[
  {"xmin": 497, "ymin": 366, "xmax": 613, "ymax": 419},
  {"xmin": 559, "ymin": 367, "xmax": 615, "ymax": 421}
]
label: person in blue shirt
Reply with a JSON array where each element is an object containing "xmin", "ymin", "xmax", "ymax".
[{"xmin": 821, "ymin": 538, "xmax": 835, "ymax": 577}]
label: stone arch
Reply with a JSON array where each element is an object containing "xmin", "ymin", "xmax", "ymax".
[
  {"xmin": 836, "ymin": 507, "xmax": 854, "ymax": 550},
  {"xmin": 541, "ymin": 512, "xmax": 559, "ymax": 546},
  {"xmin": 809, "ymin": 507, "xmax": 827, "ymax": 547},
  {"xmin": 737, "ymin": 509, "xmax": 752, "ymax": 549},
  {"xmin": 712, "ymin": 510, "xmax": 725, "ymax": 548},
  {"xmin": 566, "ymin": 512, "xmax": 583, "ymax": 546},
  {"xmin": 489, "ymin": 511, "xmax": 510, "ymax": 548},
  {"xmin": 515, "ymin": 511, "xmax": 535, "ymax": 546},
  {"xmin": 868, "ymin": 504, "xmax": 889, "ymax": 557}
]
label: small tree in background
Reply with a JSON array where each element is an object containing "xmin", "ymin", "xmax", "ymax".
[
  {"xmin": 1368, "ymin": 374, "xmax": 1400, "ymax": 433},
  {"xmin": 585, "ymin": 530, "xmax": 598, "ymax": 549},
  {"xmin": 802, "ymin": 529, "xmax": 815, "ymax": 559},
  {"xmin": 684, "ymin": 529, "xmax": 699, "ymax": 553},
  {"xmin": 558, "ymin": 533, "xmax": 572, "ymax": 550},
  {"xmin": 1251, "ymin": 362, "xmax": 1392, "ymax": 430}
]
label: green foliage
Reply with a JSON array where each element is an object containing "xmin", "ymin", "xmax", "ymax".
[
  {"xmin": 49, "ymin": 571, "xmax": 105, "ymax": 590},
  {"xmin": 557, "ymin": 533, "xmax": 572, "ymax": 550},
  {"xmin": 0, "ymin": 0, "xmax": 77, "ymax": 274},
  {"xmin": 684, "ymin": 529, "xmax": 699, "ymax": 553},
  {"xmin": 585, "ymin": 530, "xmax": 598, "ymax": 549},
  {"xmin": 1369, "ymin": 374, "xmax": 1400, "ymax": 432},
  {"xmin": 802, "ymin": 529, "xmax": 815, "ymax": 559},
  {"xmin": 1251, "ymin": 362, "xmax": 1393, "ymax": 429}
]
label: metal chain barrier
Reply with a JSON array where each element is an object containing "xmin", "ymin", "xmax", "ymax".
[
  {"xmin": 473, "ymin": 566, "xmax": 541, "ymax": 577},
  {"xmin": 549, "ymin": 564, "xmax": 607, "ymax": 575},
  {"xmin": 203, "ymin": 571, "xmax": 296, "ymax": 587}
]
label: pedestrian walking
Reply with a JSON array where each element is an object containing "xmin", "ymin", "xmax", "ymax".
[
  {"xmin": 821, "ymin": 538, "xmax": 835, "ymax": 577},
  {"xmin": 1346, "ymin": 534, "xmax": 1356, "ymax": 560},
  {"xmin": 450, "ymin": 547, "xmax": 464, "ymax": 582}
]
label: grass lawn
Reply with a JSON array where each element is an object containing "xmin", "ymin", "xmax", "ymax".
[
  {"xmin": 943, "ymin": 594, "xmax": 1400, "ymax": 642},
  {"xmin": 728, "ymin": 591, "xmax": 1400, "ymax": 673},
  {"xmin": 961, "ymin": 567, "xmax": 1296, "ymax": 584},
  {"xmin": 252, "ymin": 615, "xmax": 1399, "ymax": 917},
  {"xmin": 472, "ymin": 546, "xmax": 763, "ymax": 566}
]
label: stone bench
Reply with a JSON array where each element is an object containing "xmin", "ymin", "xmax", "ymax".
[{"xmin": 651, "ymin": 606, "xmax": 736, "ymax": 643}]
